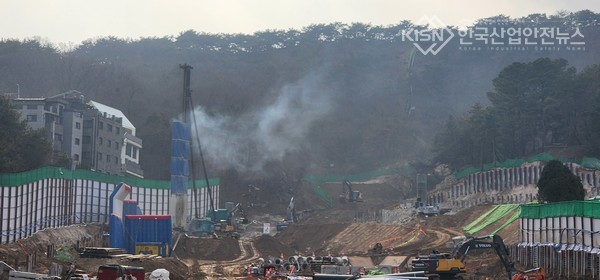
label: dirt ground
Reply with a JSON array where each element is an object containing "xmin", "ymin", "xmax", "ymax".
[{"xmin": 0, "ymin": 175, "xmax": 525, "ymax": 279}]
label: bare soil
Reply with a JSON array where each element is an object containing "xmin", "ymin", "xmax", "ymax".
[{"xmin": 0, "ymin": 176, "xmax": 523, "ymax": 279}]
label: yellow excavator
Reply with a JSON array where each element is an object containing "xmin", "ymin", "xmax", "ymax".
[{"xmin": 410, "ymin": 235, "xmax": 546, "ymax": 280}]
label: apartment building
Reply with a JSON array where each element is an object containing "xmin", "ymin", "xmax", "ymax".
[
  {"xmin": 12, "ymin": 91, "xmax": 143, "ymax": 178},
  {"xmin": 84, "ymin": 101, "xmax": 143, "ymax": 178},
  {"xmin": 11, "ymin": 93, "xmax": 84, "ymax": 168}
]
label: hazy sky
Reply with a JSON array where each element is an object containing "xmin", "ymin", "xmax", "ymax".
[{"xmin": 2, "ymin": 0, "xmax": 599, "ymax": 46}]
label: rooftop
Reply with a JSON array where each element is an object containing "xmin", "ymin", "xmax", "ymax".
[{"xmin": 88, "ymin": 100, "xmax": 136, "ymax": 135}]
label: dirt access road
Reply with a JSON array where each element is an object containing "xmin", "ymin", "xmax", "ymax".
[{"xmin": 0, "ymin": 176, "xmax": 522, "ymax": 279}]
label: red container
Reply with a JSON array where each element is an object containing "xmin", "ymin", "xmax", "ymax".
[
  {"xmin": 97, "ymin": 264, "xmax": 144, "ymax": 280},
  {"xmin": 97, "ymin": 264, "xmax": 122, "ymax": 280},
  {"xmin": 123, "ymin": 265, "xmax": 145, "ymax": 280}
]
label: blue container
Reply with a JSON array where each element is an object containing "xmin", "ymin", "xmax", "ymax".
[
  {"xmin": 124, "ymin": 215, "xmax": 172, "ymax": 256},
  {"xmin": 109, "ymin": 214, "xmax": 124, "ymax": 248}
]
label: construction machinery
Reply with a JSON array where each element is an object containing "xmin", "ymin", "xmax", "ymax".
[
  {"xmin": 186, "ymin": 202, "xmax": 248, "ymax": 239},
  {"xmin": 410, "ymin": 235, "xmax": 546, "ymax": 280},
  {"xmin": 340, "ymin": 180, "xmax": 363, "ymax": 203},
  {"xmin": 276, "ymin": 197, "xmax": 296, "ymax": 231},
  {"xmin": 220, "ymin": 202, "xmax": 249, "ymax": 238},
  {"xmin": 415, "ymin": 197, "xmax": 440, "ymax": 217},
  {"xmin": 367, "ymin": 242, "xmax": 384, "ymax": 255}
]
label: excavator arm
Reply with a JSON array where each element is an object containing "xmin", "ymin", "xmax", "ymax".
[{"xmin": 452, "ymin": 235, "xmax": 517, "ymax": 280}]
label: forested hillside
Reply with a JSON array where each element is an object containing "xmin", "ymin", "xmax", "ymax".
[{"xmin": 1, "ymin": 10, "xmax": 599, "ymax": 180}]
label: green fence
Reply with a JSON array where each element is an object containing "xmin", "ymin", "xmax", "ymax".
[
  {"xmin": 454, "ymin": 152, "xmax": 599, "ymax": 180},
  {"xmin": 0, "ymin": 166, "xmax": 219, "ymax": 189},
  {"xmin": 520, "ymin": 200, "xmax": 600, "ymax": 219}
]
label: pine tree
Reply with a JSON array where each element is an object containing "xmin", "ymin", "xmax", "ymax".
[{"xmin": 537, "ymin": 160, "xmax": 585, "ymax": 202}]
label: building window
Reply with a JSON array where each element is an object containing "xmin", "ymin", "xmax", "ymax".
[
  {"xmin": 99, "ymin": 137, "xmax": 103, "ymax": 145},
  {"xmin": 75, "ymin": 138, "xmax": 80, "ymax": 145},
  {"xmin": 107, "ymin": 124, "xmax": 113, "ymax": 132},
  {"xmin": 54, "ymin": 134, "xmax": 63, "ymax": 142},
  {"xmin": 27, "ymin": 104, "xmax": 37, "ymax": 109},
  {"xmin": 106, "ymin": 155, "xmax": 110, "ymax": 162},
  {"xmin": 98, "ymin": 121, "xmax": 103, "ymax": 129},
  {"xmin": 97, "ymin": 152, "xmax": 102, "ymax": 161},
  {"xmin": 83, "ymin": 136, "xmax": 91, "ymax": 144},
  {"xmin": 116, "ymin": 127, "xmax": 120, "ymax": 134},
  {"xmin": 74, "ymin": 154, "xmax": 80, "ymax": 161},
  {"xmin": 75, "ymin": 122, "xmax": 81, "ymax": 129},
  {"xmin": 83, "ymin": 151, "xmax": 90, "ymax": 160},
  {"xmin": 107, "ymin": 140, "xmax": 112, "ymax": 148},
  {"xmin": 26, "ymin": 115, "xmax": 37, "ymax": 122},
  {"xmin": 115, "ymin": 142, "xmax": 119, "ymax": 150},
  {"xmin": 115, "ymin": 156, "xmax": 119, "ymax": 164},
  {"xmin": 126, "ymin": 143, "xmax": 137, "ymax": 159},
  {"xmin": 84, "ymin": 120, "xmax": 93, "ymax": 128}
]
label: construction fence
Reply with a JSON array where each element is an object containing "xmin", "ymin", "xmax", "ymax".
[
  {"xmin": 0, "ymin": 167, "xmax": 220, "ymax": 244},
  {"xmin": 510, "ymin": 201, "xmax": 600, "ymax": 279},
  {"xmin": 510, "ymin": 244, "xmax": 600, "ymax": 279}
]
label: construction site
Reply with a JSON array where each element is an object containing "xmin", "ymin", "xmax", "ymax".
[
  {"xmin": 3, "ymin": 156, "xmax": 600, "ymax": 280},
  {"xmin": 2, "ymin": 66, "xmax": 600, "ymax": 279}
]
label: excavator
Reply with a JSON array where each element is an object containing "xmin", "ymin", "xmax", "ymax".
[
  {"xmin": 410, "ymin": 234, "xmax": 546, "ymax": 280},
  {"xmin": 276, "ymin": 197, "xmax": 297, "ymax": 231},
  {"xmin": 339, "ymin": 180, "xmax": 363, "ymax": 203}
]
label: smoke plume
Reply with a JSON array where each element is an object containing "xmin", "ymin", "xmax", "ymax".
[{"xmin": 189, "ymin": 70, "xmax": 333, "ymax": 174}]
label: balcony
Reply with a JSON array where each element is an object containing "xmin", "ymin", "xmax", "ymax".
[{"xmin": 124, "ymin": 159, "xmax": 144, "ymax": 178}]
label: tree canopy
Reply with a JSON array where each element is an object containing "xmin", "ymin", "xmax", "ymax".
[
  {"xmin": 0, "ymin": 10, "xmax": 599, "ymax": 178},
  {"xmin": 537, "ymin": 160, "xmax": 585, "ymax": 202},
  {"xmin": 0, "ymin": 97, "xmax": 51, "ymax": 173},
  {"xmin": 434, "ymin": 58, "xmax": 600, "ymax": 169}
]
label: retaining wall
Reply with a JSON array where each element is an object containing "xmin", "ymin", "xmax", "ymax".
[{"xmin": 429, "ymin": 162, "xmax": 600, "ymax": 208}]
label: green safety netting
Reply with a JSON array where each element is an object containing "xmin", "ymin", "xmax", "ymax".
[
  {"xmin": 454, "ymin": 153, "xmax": 599, "ymax": 180},
  {"xmin": 463, "ymin": 204, "xmax": 519, "ymax": 235},
  {"xmin": 491, "ymin": 207, "xmax": 521, "ymax": 235},
  {"xmin": 303, "ymin": 165, "xmax": 415, "ymax": 208},
  {"xmin": 304, "ymin": 165, "xmax": 415, "ymax": 185},
  {"xmin": 312, "ymin": 184, "xmax": 333, "ymax": 208},
  {"xmin": 527, "ymin": 152, "xmax": 554, "ymax": 162},
  {"xmin": 463, "ymin": 205, "xmax": 500, "ymax": 232},
  {"xmin": 581, "ymin": 157, "xmax": 600, "ymax": 170},
  {"xmin": 520, "ymin": 200, "xmax": 600, "ymax": 219},
  {"xmin": 454, "ymin": 167, "xmax": 480, "ymax": 181},
  {"xmin": 0, "ymin": 166, "xmax": 219, "ymax": 189}
]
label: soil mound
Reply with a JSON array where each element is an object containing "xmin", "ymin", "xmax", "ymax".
[
  {"xmin": 172, "ymin": 234, "xmax": 240, "ymax": 260},
  {"xmin": 253, "ymin": 235, "xmax": 295, "ymax": 259}
]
